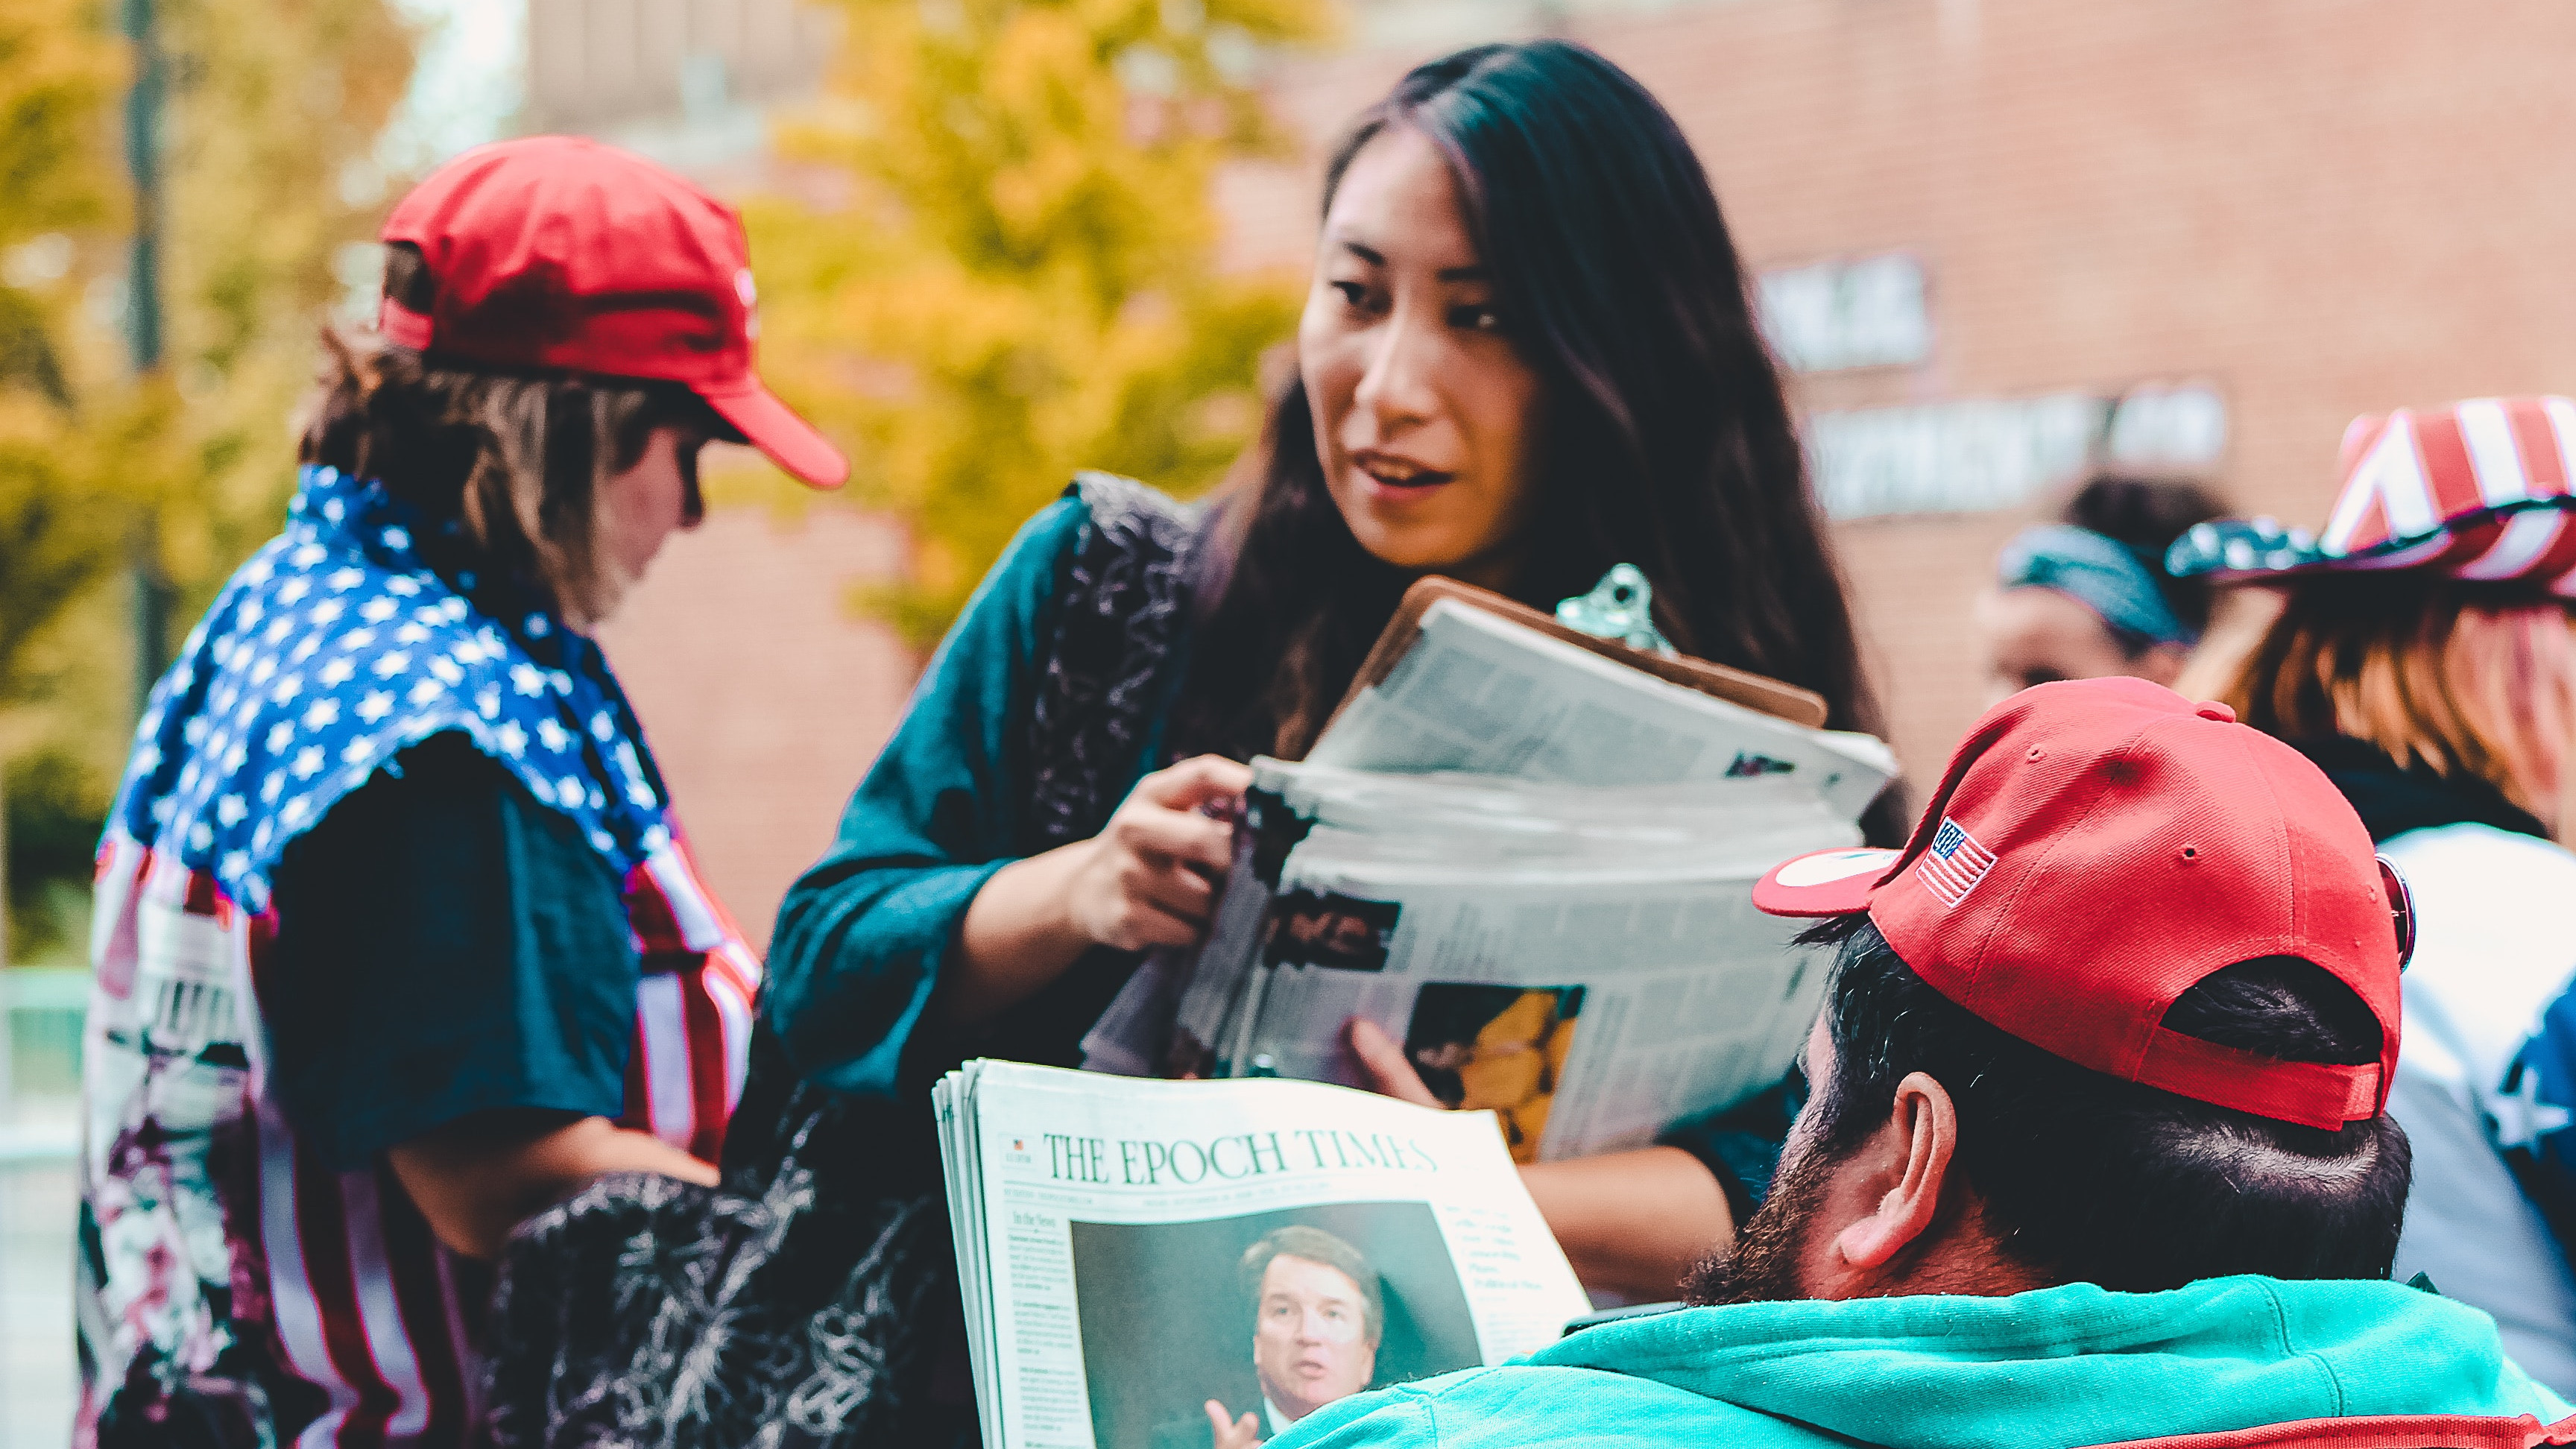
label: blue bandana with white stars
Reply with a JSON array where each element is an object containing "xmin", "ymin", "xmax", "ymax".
[{"xmin": 110, "ymin": 464, "xmax": 672, "ymax": 913}]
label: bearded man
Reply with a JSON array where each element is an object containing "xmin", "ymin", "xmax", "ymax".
[{"xmin": 1275, "ymin": 678, "xmax": 2575, "ymax": 1449}]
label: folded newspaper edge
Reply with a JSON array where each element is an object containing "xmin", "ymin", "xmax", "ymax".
[
  {"xmin": 1310, "ymin": 598, "xmax": 1896, "ymax": 815},
  {"xmin": 937, "ymin": 1060, "xmax": 1592, "ymax": 1449}
]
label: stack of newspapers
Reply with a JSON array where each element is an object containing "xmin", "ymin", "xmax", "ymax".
[
  {"xmin": 935, "ymin": 1061, "xmax": 1590, "ymax": 1449},
  {"xmin": 1084, "ymin": 590, "xmax": 1899, "ymax": 1164}
]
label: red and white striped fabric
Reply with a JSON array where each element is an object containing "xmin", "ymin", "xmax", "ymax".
[
  {"xmin": 2169, "ymin": 397, "xmax": 2576, "ymax": 593},
  {"xmin": 620, "ymin": 832, "xmax": 762, "ymax": 1162},
  {"xmin": 76, "ymin": 812, "xmax": 758, "ymax": 1449}
]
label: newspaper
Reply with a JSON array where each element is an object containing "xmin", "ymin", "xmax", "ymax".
[
  {"xmin": 1310, "ymin": 597, "xmax": 1896, "ymax": 815},
  {"xmin": 1210, "ymin": 764, "xmax": 1847, "ymax": 1161},
  {"xmin": 936, "ymin": 1060, "xmax": 1589, "ymax": 1449},
  {"xmin": 1079, "ymin": 593, "xmax": 1893, "ymax": 1162}
]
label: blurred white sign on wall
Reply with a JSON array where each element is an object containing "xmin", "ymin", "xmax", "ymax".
[
  {"xmin": 1757, "ymin": 253, "xmax": 1932, "ymax": 373},
  {"xmin": 2104, "ymin": 383, "xmax": 2229, "ymax": 470},
  {"xmin": 1811, "ymin": 384, "xmax": 2227, "ymax": 520}
]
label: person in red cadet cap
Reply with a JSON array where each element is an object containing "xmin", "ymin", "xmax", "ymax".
[
  {"xmin": 75, "ymin": 136, "xmax": 845, "ymax": 1448},
  {"xmin": 2172, "ymin": 396, "xmax": 2576, "ymax": 1395},
  {"xmin": 1274, "ymin": 677, "xmax": 2576, "ymax": 1449}
]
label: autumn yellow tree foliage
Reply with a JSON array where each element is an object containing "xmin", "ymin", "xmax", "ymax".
[
  {"xmin": 0, "ymin": 0, "xmax": 124, "ymax": 654},
  {"xmin": 751, "ymin": 0, "xmax": 1336, "ymax": 642},
  {"xmin": 0, "ymin": 0, "xmax": 145, "ymax": 956},
  {"xmin": 0, "ymin": 0, "xmax": 412, "ymax": 953},
  {"xmin": 142, "ymin": 0, "xmax": 417, "ymax": 621}
]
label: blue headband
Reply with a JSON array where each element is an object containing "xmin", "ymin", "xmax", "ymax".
[{"xmin": 1997, "ymin": 524, "xmax": 2197, "ymax": 648}]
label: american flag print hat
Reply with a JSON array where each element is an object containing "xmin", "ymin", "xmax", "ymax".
[{"xmin": 2166, "ymin": 396, "xmax": 2576, "ymax": 593}]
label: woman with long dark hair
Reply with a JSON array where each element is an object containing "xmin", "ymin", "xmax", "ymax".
[
  {"xmin": 1171, "ymin": 43, "xmax": 1881, "ymax": 768},
  {"xmin": 824, "ymin": 10, "xmax": 1869, "ymax": 1347},
  {"xmin": 787, "ymin": 30, "xmax": 1881, "ymax": 1236},
  {"xmin": 493, "ymin": 40, "xmax": 1888, "ymax": 1447}
]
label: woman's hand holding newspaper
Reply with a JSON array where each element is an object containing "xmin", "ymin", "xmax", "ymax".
[
  {"xmin": 1344, "ymin": 1017, "xmax": 1738, "ymax": 1300},
  {"xmin": 1343, "ymin": 1017, "xmax": 1444, "ymax": 1107},
  {"xmin": 1067, "ymin": 756, "xmax": 1251, "ymax": 950},
  {"xmin": 953, "ymin": 755, "xmax": 1251, "ymax": 1022}
]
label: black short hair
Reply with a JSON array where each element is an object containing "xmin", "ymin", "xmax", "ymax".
[
  {"xmin": 2059, "ymin": 471, "xmax": 2229, "ymax": 644},
  {"xmin": 1239, "ymin": 1225, "xmax": 1384, "ymax": 1343},
  {"xmin": 1801, "ymin": 915, "xmax": 2411, "ymax": 1290}
]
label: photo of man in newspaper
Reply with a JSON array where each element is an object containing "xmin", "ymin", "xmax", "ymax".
[
  {"xmin": 1262, "ymin": 889, "xmax": 1402, "ymax": 972},
  {"xmin": 1402, "ymin": 984, "xmax": 1582, "ymax": 1164},
  {"xmin": 1231, "ymin": 1227, "xmax": 1380, "ymax": 1443},
  {"xmin": 1070, "ymin": 1202, "xmax": 1478, "ymax": 1448}
]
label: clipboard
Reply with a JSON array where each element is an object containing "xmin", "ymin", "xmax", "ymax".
[{"xmin": 1324, "ymin": 575, "xmax": 1833, "ymax": 735}]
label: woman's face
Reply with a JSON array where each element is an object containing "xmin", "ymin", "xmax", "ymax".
[
  {"xmin": 1299, "ymin": 126, "xmax": 1544, "ymax": 588},
  {"xmin": 1974, "ymin": 584, "xmax": 2182, "ymax": 706}
]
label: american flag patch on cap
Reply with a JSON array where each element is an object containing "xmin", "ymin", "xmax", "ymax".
[{"xmin": 1917, "ymin": 817, "xmax": 1997, "ymax": 906}]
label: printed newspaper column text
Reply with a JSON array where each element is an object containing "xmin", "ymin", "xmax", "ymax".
[
  {"xmin": 1438, "ymin": 1202, "xmax": 1573, "ymax": 1352},
  {"xmin": 1006, "ymin": 1208, "xmax": 1089, "ymax": 1445}
]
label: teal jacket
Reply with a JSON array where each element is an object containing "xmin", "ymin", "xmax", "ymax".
[{"xmin": 1273, "ymin": 1277, "xmax": 2572, "ymax": 1448}]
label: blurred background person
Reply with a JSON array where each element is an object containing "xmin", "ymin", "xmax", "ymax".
[
  {"xmin": 2175, "ymin": 395, "xmax": 2576, "ymax": 1395},
  {"xmin": 1975, "ymin": 473, "xmax": 2226, "ymax": 704},
  {"xmin": 76, "ymin": 137, "xmax": 843, "ymax": 1448}
]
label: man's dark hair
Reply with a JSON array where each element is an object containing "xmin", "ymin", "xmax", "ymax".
[
  {"xmin": 1239, "ymin": 1225, "xmax": 1386, "ymax": 1342},
  {"xmin": 2058, "ymin": 471, "xmax": 2228, "ymax": 645},
  {"xmin": 1801, "ymin": 915, "xmax": 2411, "ymax": 1290}
]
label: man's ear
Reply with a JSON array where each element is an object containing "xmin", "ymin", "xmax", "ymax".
[{"xmin": 1831, "ymin": 1071, "xmax": 1960, "ymax": 1272}]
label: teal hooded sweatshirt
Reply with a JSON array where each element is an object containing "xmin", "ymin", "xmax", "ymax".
[{"xmin": 1271, "ymin": 1277, "xmax": 2573, "ymax": 1448}]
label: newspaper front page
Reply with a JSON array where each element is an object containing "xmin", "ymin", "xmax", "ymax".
[{"xmin": 937, "ymin": 1061, "xmax": 1588, "ymax": 1449}]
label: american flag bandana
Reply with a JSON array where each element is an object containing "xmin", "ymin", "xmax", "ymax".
[
  {"xmin": 1916, "ymin": 817, "xmax": 1998, "ymax": 907},
  {"xmin": 110, "ymin": 464, "xmax": 670, "ymax": 911}
]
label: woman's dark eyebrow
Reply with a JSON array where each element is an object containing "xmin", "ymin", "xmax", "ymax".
[{"xmin": 1333, "ymin": 241, "xmax": 1486, "ymax": 283}]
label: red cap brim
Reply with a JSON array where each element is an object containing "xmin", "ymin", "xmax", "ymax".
[
  {"xmin": 704, "ymin": 380, "xmax": 849, "ymax": 489},
  {"xmin": 1751, "ymin": 847, "xmax": 1901, "ymax": 918}
]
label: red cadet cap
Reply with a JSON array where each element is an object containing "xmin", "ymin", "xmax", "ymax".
[
  {"xmin": 378, "ymin": 135, "xmax": 847, "ymax": 489},
  {"xmin": 1752, "ymin": 677, "xmax": 2408, "ymax": 1131}
]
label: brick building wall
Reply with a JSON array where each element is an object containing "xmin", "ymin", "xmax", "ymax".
[{"xmin": 599, "ymin": 0, "xmax": 2576, "ymax": 938}]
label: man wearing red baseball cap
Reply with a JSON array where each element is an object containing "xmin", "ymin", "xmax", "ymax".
[
  {"xmin": 1278, "ymin": 678, "xmax": 2576, "ymax": 1449},
  {"xmin": 77, "ymin": 136, "xmax": 842, "ymax": 1446}
]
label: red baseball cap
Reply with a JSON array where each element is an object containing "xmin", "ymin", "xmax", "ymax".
[
  {"xmin": 378, "ymin": 136, "xmax": 847, "ymax": 488},
  {"xmin": 1752, "ymin": 677, "xmax": 2410, "ymax": 1131}
]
